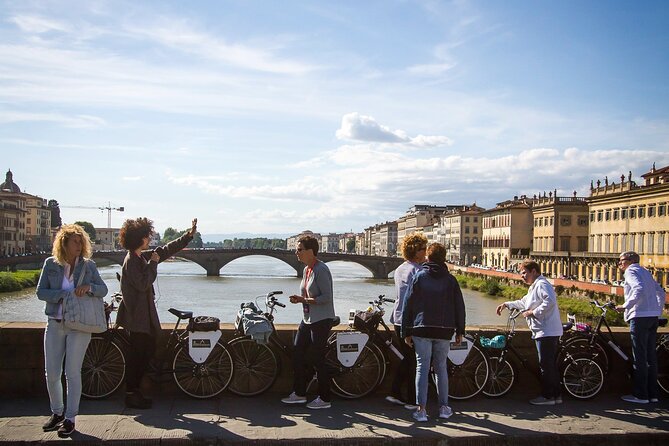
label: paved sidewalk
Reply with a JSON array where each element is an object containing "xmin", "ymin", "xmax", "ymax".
[{"xmin": 0, "ymin": 393, "xmax": 667, "ymax": 445}]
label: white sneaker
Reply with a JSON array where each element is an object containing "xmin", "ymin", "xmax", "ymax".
[
  {"xmin": 439, "ymin": 405, "xmax": 453, "ymax": 419},
  {"xmin": 412, "ymin": 410, "xmax": 428, "ymax": 422},
  {"xmin": 281, "ymin": 392, "xmax": 307, "ymax": 404},
  {"xmin": 385, "ymin": 395, "xmax": 406, "ymax": 405},
  {"xmin": 306, "ymin": 397, "xmax": 331, "ymax": 409},
  {"xmin": 621, "ymin": 395, "xmax": 649, "ymax": 404},
  {"xmin": 404, "ymin": 403, "xmax": 419, "ymax": 410}
]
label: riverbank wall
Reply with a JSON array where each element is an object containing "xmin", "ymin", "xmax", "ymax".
[{"xmin": 0, "ymin": 322, "xmax": 658, "ymax": 400}]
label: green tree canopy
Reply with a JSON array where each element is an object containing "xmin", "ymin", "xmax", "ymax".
[
  {"xmin": 161, "ymin": 227, "xmax": 202, "ymax": 248},
  {"xmin": 74, "ymin": 221, "xmax": 96, "ymax": 241},
  {"xmin": 48, "ymin": 200, "xmax": 62, "ymax": 227}
]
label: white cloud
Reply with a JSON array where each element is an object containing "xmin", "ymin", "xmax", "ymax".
[
  {"xmin": 335, "ymin": 112, "xmax": 452, "ymax": 147},
  {"xmin": 166, "ymin": 142, "xmax": 669, "ymax": 231},
  {"xmin": 407, "ymin": 62, "xmax": 456, "ymax": 77},
  {"xmin": 0, "ymin": 111, "xmax": 106, "ymax": 128},
  {"xmin": 122, "ymin": 19, "xmax": 317, "ymax": 75},
  {"xmin": 10, "ymin": 15, "xmax": 70, "ymax": 34}
]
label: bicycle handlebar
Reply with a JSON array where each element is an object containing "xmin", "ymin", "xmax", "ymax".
[
  {"xmin": 590, "ymin": 300, "xmax": 616, "ymax": 310},
  {"xmin": 266, "ymin": 291, "xmax": 286, "ymax": 308}
]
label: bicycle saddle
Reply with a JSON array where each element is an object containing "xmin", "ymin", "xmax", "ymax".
[
  {"xmin": 330, "ymin": 317, "xmax": 341, "ymax": 328},
  {"xmin": 168, "ymin": 308, "xmax": 193, "ymax": 320},
  {"xmin": 562, "ymin": 322, "xmax": 573, "ymax": 331}
]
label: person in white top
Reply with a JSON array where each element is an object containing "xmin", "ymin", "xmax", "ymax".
[
  {"xmin": 615, "ymin": 251, "xmax": 665, "ymax": 404},
  {"xmin": 496, "ymin": 259, "xmax": 563, "ymax": 406}
]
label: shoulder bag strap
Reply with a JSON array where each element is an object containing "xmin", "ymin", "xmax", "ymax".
[{"xmin": 76, "ymin": 259, "xmax": 89, "ymax": 287}]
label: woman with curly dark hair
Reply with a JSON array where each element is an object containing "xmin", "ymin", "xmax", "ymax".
[{"xmin": 116, "ymin": 217, "xmax": 197, "ymax": 409}]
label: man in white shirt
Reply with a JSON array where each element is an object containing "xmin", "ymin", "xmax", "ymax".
[{"xmin": 615, "ymin": 251, "xmax": 665, "ymax": 404}]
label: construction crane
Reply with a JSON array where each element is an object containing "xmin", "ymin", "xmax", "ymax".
[{"xmin": 61, "ymin": 202, "xmax": 124, "ymax": 228}]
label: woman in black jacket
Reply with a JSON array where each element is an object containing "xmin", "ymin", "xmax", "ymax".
[{"xmin": 401, "ymin": 243, "xmax": 465, "ymax": 422}]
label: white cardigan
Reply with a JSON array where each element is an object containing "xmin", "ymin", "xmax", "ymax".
[{"xmin": 505, "ymin": 275, "xmax": 563, "ymax": 339}]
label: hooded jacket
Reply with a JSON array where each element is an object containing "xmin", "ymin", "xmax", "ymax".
[{"xmin": 400, "ymin": 261, "xmax": 466, "ymax": 340}]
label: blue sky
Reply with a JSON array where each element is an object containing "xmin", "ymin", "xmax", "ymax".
[{"xmin": 2, "ymin": 0, "xmax": 669, "ymax": 236}]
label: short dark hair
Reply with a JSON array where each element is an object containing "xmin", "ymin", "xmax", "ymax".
[
  {"xmin": 426, "ymin": 243, "xmax": 446, "ymax": 265},
  {"xmin": 520, "ymin": 259, "xmax": 541, "ymax": 275},
  {"xmin": 298, "ymin": 235, "xmax": 319, "ymax": 256},
  {"xmin": 119, "ymin": 217, "xmax": 154, "ymax": 251},
  {"xmin": 619, "ymin": 251, "xmax": 640, "ymax": 263}
]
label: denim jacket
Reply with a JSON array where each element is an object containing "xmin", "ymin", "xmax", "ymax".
[{"xmin": 36, "ymin": 256, "xmax": 108, "ymax": 318}]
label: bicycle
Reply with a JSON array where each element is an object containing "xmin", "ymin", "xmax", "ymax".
[
  {"xmin": 226, "ymin": 291, "xmax": 341, "ymax": 397},
  {"xmin": 81, "ymin": 292, "xmax": 234, "ymax": 399},
  {"xmin": 558, "ymin": 299, "xmax": 669, "ymax": 397},
  {"xmin": 321, "ymin": 294, "xmax": 489, "ymax": 400},
  {"xmin": 481, "ymin": 307, "xmax": 604, "ymax": 400}
]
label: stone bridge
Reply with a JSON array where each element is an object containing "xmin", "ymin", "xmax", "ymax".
[{"xmin": 1, "ymin": 249, "xmax": 404, "ymax": 279}]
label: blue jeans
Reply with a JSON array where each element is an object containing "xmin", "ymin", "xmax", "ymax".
[
  {"xmin": 630, "ymin": 316, "xmax": 659, "ymax": 400},
  {"xmin": 44, "ymin": 319, "xmax": 91, "ymax": 420},
  {"xmin": 535, "ymin": 336, "xmax": 560, "ymax": 399},
  {"xmin": 413, "ymin": 336, "xmax": 450, "ymax": 408}
]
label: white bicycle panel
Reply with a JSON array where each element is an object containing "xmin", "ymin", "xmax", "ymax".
[
  {"xmin": 188, "ymin": 330, "xmax": 222, "ymax": 364},
  {"xmin": 336, "ymin": 331, "xmax": 369, "ymax": 366},
  {"xmin": 447, "ymin": 334, "xmax": 473, "ymax": 366}
]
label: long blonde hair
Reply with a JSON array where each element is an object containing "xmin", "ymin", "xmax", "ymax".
[{"xmin": 52, "ymin": 224, "xmax": 93, "ymax": 265}]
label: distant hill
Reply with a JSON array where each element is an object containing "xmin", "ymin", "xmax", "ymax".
[{"xmin": 201, "ymin": 233, "xmax": 292, "ymax": 243}]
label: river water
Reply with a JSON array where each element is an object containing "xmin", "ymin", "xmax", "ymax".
[{"xmin": 0, "ymin": 256, "xmax": 507, "ymax": 325}]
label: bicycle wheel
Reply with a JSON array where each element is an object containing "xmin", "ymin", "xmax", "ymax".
[
  {"xmin": 327, "ymin": 341, "xmax": 384, "ymax": 399},
  {"xmin": 81, "ymin": 336, "xmax": 126, "ymax": 399},
  {"xmin": 172, "ymin": 341, "xmax": 233, "ymax": 398},
  {"xmin": 482, "ymin": 355, "xmax": 515, "ymax": 397},
  {"xmin": 559, "ymin": 337, "xmax": 609, "ymax": 374},
  {"xmin": 561, "ymin": 356, "xmax": 604, "ymax": 399},
  {"xmin": 657, "ymin": 338, "xmax": 669, "ymax": 394},
  {"xmin": 448, "ymin": 344, "xmax": 489, "ymax": 400},
  {"xmin": 226, "ymin": 337, "xmax": 279, "ymax": 396}
]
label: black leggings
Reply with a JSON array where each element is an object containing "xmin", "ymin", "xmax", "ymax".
[
  {"xmin": 390, "ymin": 324, "xmax": 416, "ymax": 403},
  {"xmin": 292, "ymin": 319, "xmax": 331, "ymax": 401},
  {"xmin": 126, "ymin": 331, "xmax": 156, "ymax": 393}
]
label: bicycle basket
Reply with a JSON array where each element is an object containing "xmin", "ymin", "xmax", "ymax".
[
  {"xmin": 187, "ymin": 316, "xmax": 220, "ymax": 332},
  {"xmin": 353, "ymin": 310, "xmax": 381, "ymax": 332},
  {"xmin": 479, "ymin": 335, "xmax": 506, "ymax": 349}
]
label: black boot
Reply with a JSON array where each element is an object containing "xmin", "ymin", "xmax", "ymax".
[{"xmin": 125, "ymin": 391, "xmax": 152, "ymax": 409}]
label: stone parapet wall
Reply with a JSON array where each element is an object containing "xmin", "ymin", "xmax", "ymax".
[{"xmin": 0, "ymin": 322, "xmax": 659, "ymax": 399}]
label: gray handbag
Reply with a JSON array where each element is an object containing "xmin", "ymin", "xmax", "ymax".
[{"xmin": 62, "ymin": 260, "xmax": 107, "ymax": 333}]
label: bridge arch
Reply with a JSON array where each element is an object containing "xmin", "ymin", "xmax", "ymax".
[{"xmin": 3, "ymin": 249, "xmax": 404, "ymax": 279}]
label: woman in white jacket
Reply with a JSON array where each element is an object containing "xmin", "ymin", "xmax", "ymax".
[{"xmin": 496, "ymin": 259, "xmax": 563, "ymax": 406}]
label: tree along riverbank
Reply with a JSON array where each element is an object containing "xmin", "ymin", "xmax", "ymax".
[
  {"xmin": 0, "ymin": 270, "xmax": 40, "ymax": 293},
  {"xmin": 453, "ymin": 271, "xmax": 628, "ymax": 326}
]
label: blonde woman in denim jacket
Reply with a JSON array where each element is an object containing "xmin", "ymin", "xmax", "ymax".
[{"xmin": 36, "ymin": 224, "xmax": 108, "ymax": 437}]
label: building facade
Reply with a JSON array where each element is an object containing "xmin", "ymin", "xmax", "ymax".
[
  {"xmin": 25, "ymin": 195, "xmax": 52, "ymax": 253},
  {"xmin": 529, "ymin": 192, "xmax": 589, "ymax": 278},
  {"xmin": 0, "ymin": 170, "xmax": 28, "ymax": 256},
  {"xmin": 396, "ymin": 205, "xmax": 464, "ymax": 256},
  {"xmin": 584, "ymin": 165, "xmax": 669, "ymax": 287},
  {"xmin": 95, "ymin": 227, "xmax": 121, "ymax": 251},
  {"xmin": 481, "ymin": 196, "xmax": 533, "ymax": 270},
  {"xmin": 436, "ymin": 205, "xmax": 483, "ymax": 265},
  {"xmin": 321, "ymin": 233, "xmax": 342, "ymax": 253}
]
